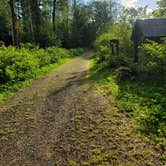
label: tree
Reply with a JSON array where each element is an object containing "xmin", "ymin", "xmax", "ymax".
[
  {"xmin": 157, "ymin": 0, "xmax": 166, "ymax": 8},
  {"xmin": 90, "ymin": 1, "xmax": 111, "ymax": 32},
  {"xmin": 9, "ymin": 0, "xmax": 20, "ymax": 46},
  {"xmin": 120, "ymin": 6, "xmax": 148, "ymax": 26},
  {"xmin": 20, "ymin": 0, "xmax": 34, "ymax": 42},
  {"xmin": 0, "ymin": 0, "xmax": 11, "ymax": 44},
  {"xmin": 153, "ymin": 0, "xmax": 166, "ymax": 17},
  {"xmin": 29, "ymin": 0, "xmax": 42, "ymax": 43},
  {"xmin": 71, "ymin": 4, "xmax": 92, "ymax": 47},
  {"xmin": 52, "ymin": 0, "xmax": 57, "ymax": 34}
]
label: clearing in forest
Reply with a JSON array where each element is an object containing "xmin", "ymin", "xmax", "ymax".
[{"xmin": 0, "ymin": 53, "xmax": 164, "ymax": 165}]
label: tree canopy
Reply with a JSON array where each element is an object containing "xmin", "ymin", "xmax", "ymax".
[{"xmin": 0, "ymin": 0, "xmax": 165, "ymax": 48}]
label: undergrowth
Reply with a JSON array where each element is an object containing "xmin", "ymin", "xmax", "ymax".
[
  {"xmin": 91, "ymin": 30, "xmax": 166, "ymax": 149},
  {"xmin": 90, "ymin": 58, "xmax": 166, "ymax": 150},
  {"xmin": 0, "ymin": 44, "xmax": 84, "ymax": 102}
]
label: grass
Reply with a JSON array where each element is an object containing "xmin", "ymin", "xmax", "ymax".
[{"xmin": 89, "ymin": 58, "xmax": 166, "ymax": 147}]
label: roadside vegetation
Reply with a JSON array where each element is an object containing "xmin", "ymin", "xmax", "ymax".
[
  {"xmin": 0, "ymin": 0, "xmax": 165, "ymax": 146},
  {"xmin": 0, "ymin": 44, "xmax": 75, "ymax": 102},
  {"xmin": 0, "ymin": 0, "xmax": 165, "ymax": 164},
  {"xmin": 90, "ymin": 24, "xmax": 166, "ymax": 152}
]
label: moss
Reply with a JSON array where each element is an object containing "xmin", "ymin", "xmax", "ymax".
[
  {"xmin": 68, "ymin": 160, "xmax": 77, "ymax": 166},
  {"xmin": 81, "ymin": 161, "xmax": 90, "ymax": 166}
]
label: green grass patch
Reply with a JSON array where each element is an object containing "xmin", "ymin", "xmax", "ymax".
[{"xmin": 90, "ymin": 58, "xmax": 166, "ymax": 146}]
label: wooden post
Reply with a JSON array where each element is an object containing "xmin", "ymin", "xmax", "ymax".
[{"xmin": 110, "ymin": 39, "xmax": 119, "ymax": 55}]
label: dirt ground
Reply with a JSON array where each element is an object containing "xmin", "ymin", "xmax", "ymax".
[{"xmin": 0, "ymin": 54, "xmax": 164, "ymax": 165}]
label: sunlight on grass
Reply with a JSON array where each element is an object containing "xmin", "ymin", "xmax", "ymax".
[{"xmin": 90, "ymin": 58, "xmax": 166, "ymax": 147}]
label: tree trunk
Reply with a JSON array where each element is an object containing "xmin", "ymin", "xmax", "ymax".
[
  {"xmin": 73, "ymin": 0, "xmax": 77, "ymax": 8},
  {"xmin": 52, "ymin": 0, "xmax": 57, "ymax": 34},
  {"xmin": 28, "ymin": 2, "xmax": 35, "ymax": 41},
  {"xmin": 29, "ymin": 0, "xmax": 42, "ymax": 43},
  {"xmin": 20, "ymin": 0, "xmax": 34, "ymax": 42},
  {"xmin": 9, "ymin": 0, "xmax": 20, "ymax": 46}
]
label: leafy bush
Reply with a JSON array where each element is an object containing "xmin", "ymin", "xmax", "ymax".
[
  {"xmin": 108, "ymin": 54, "xmax": 131, "ymax": 68},
  {"xmin": 94, "ymin": 31, "xmax": 131, "ymax": 67},
  {"xmin": 0, "ymin": 46, "xmax": 38, "ymax": 83},
  {"xmin": 0, "ymin": 44, "xmax": 86, "ymax": 101},
  {"xmin": 95, "ymin": 33, "xmax": 113, "ymax": 49},
  {"xmin": 20, "ymin": 42, "xmax": 39, "ymax": 50},
  {"xmin": 69, "ymin": 48, "xmax": 86, "ymax": 56},
  {"xmin": 94, "ymin": 33, "xmax": 113, "ymax": 63},
  {"xmin": 138, "ymin": 103, "xmax": 166, "ymax": 137},
  {"xmin": 33, "ymin": 48, "xmax": 51, "ymax": 67},
  {"xmin": 92, "ymin": 32, "xmax": 166, "ymax": 144},
  {"xmin": 46, "ymin": 47, "xmax": 71, "ymax": 63},
  {"xmin": 141, "ymin": 38, "xmax": 166, "ymax": 75},
  {"xmin": 108, "ymin": 23, "xmax": 133, "ymax": 54},
  {"xmin": 0, "ymin": 45, "xmax": 72, "ymax": 90}
]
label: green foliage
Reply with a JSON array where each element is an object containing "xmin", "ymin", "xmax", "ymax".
[
  {"xmin": 0, "ymin": 0, "xmax": 11, "ymax": 44},
  {"xmin": 141, "ymin": 38, "xmax": 166, "ymax": 75},
  {"xmin": 95, "ymin": 33, "xmax": 113, "ymax": 48},
  {"xmin": 120, "ymin": 7, "xmax": 148, "ymax": 26},
  {"xmin": 95, "ymin": 33, "xmax": 113, "ymax": 62},
  {"xmin": 90, "ymin": 59, "xmax": 166, "ymax": 144},
  {"xmin": 69, "ymin": 48, "xmax": 86, "ymax": 56},
  {"xmin": 92, "ymin": 31, "xmax": 166, "ymax": 144},
  {"xmin": 117, "ymin": 78, "xmax": 166, "ymax": 138},
  {"xmin": 71, "ymin": 5, "xmax": 93, "ymax": 48},
  {"xmin": 108, "ymin": 23, "xmax": 133, "ymax": 54},
  {"xmin": 153, "ymin": 0, "xmax": 166, "ymax": 17},
  {"xmin": 94, "ymin": 24, "xmax": 132, "ymax": 66},
  {"xmin": 46, "ymin": 47, "xmax": 71, "ymax": 63},
  {"xmin": 0, "ymin": 47, "xmax": 39, "ymax": 82},
  {"xmin": 0, "ymin": 45, "xmax": 73, "ymax": 101}
]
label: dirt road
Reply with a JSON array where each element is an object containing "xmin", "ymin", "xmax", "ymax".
[{"xmin": 0, "ymin": 54, "xmax": 163, "ymax": 165}]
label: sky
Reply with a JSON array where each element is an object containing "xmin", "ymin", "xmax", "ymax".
[
  {"xmin": 121, "ymin": 0, "xmax": 157, "ymax": 9},
  {"xmin": 83, "ymin": 0, "xmax": 158, "ymax": 10}
]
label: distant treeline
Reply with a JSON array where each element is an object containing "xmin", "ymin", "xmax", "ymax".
[{"xmin": 0, "ymin": 0, "xmax": 165, "ymax": 48}]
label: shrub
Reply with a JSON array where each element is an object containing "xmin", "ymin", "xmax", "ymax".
[
  {"xmin": 141, "ymin": 38, "xmax": 166, "ymax": 75},
  {"xmin": 33, "ymin": 48, "xmax": 51, "ymax": 67},
  {"xmin": 20, "ymin": 42, "xmax": 39, "ymax": 49},
  {"xmin": 93, "ymin": 24, "xmax": 166, "ymax": 143},
  {"xmin": 0, "ymin": 45, "xmax": 72, "ymax": 85},
  {"xmin": 0, "ymin": 46, "xmax": 38, "ymax": 83},
  {"xmin": 46, "ymin": 47, "xmax": 71, "ymax": 63},
  {"xmin": 94, "ymin": 33, "xmax": 113, "ymax": 63},
  {"xmin": 107, "ymin": 23, "xmax": 133, "ymax": 54},
  {"xmin": 138, "ymin": 104, "xmax": 166, "ymax": 137},
  {"xmin": 94, "ymin": 31, "xmax": 131, "ymax": 67},
  {"xmin": 69, "ymin": 48, "xmax": 86, "ymax": 56},
  {"xmin": 95, "ymin": 33, "xmax": 113, "ymax": 49},
  {"xmin": 108, "ymin": 53, "xmax": 131, "ymax": 68}
]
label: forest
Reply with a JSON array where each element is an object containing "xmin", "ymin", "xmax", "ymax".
[{"xmin": 0, "ymin": 0, "xmax": 166, "ymax": 165}]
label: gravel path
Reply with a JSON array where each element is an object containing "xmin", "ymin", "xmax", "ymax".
[{"xmin": 0, "ymin": 53, "xmax": 163, "ymax": 165}]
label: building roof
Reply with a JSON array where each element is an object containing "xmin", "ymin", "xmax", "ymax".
[{"xmin": 131, "ymin": 18, "xmax": 166, "ymax": 43}]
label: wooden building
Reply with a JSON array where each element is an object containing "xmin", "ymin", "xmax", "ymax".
[{"xmin": 131, "ymin": 18, "xmax": 166, "ymax": 62}]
